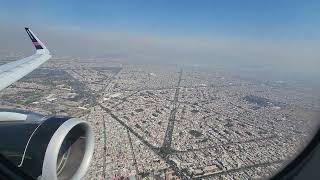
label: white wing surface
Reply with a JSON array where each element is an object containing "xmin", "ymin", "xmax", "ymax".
[{"xmin": 0, "ymin": 28, "xmax": 51, "ymax": 91}]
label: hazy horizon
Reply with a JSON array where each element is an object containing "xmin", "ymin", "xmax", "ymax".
[{"xmin": 1, "ymin": 1, "xmax": 320, "ymax": 80}]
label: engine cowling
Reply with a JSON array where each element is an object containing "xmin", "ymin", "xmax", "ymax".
[{"xmin": 0, "ymin": 110, "xmax": 94, "ymax": 180}]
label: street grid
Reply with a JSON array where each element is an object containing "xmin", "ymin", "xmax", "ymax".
[{"xmin": 0, "ymin": 58, "xmax": 319, "ymax": 179}]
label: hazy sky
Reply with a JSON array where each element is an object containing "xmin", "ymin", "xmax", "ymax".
[{"xmin": 0, "ymin": 0, "xmax": 320, "ymax": 76}]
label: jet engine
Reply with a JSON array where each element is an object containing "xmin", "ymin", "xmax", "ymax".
[{"xmin": 0, "ymin": 109, "xmax": 94, "ymax": 180}]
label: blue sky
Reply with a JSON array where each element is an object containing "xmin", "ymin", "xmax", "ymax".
[
  {"xmin": 0, "ymin": 0, "xmax": 319, "ymax": 76},
  {"xmin": 0, "ymin": 0, "xmax": 319, "ymax": 40}
]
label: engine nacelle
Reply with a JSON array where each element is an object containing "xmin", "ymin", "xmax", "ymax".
[{"xmin": 0, "ymin": 110, "xmax": 94, "ymax": 180}]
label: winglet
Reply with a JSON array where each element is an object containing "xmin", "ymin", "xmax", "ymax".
[{"xmin": 25, "ymin": 27, "xmax": 49, "ymax": 53}]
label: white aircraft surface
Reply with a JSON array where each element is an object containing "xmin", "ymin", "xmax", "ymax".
[{"xmin": 0, "ymin": 28, "xmax": 94, "ymax": 180}]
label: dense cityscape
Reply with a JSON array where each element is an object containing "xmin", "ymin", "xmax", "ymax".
[{"xmin": 0, "ymin": 54, "xmax": 319, "ymax": 179}]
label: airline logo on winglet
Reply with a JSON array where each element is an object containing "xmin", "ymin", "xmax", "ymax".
[{"xmin": 25, "ymin": 27, "xmax": 44, "ymax": 50}]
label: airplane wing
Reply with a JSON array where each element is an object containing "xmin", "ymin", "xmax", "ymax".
[
  {"xmin": 0, "ymin": 28, "xmax": 94, "ymax": 180},
  {"xmin": 0, "ymin": 28, "xmax": 51, "ymax": 91}
]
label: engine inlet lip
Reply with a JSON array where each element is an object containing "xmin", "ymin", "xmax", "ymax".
[{"xmin": 41, "ymin": 118, "xmax": 95, "ymax": 180}]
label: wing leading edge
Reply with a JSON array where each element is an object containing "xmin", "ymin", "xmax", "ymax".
[{"xmin": 0, "ymin": 28, "xmax": 51, "ymax": 91}]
